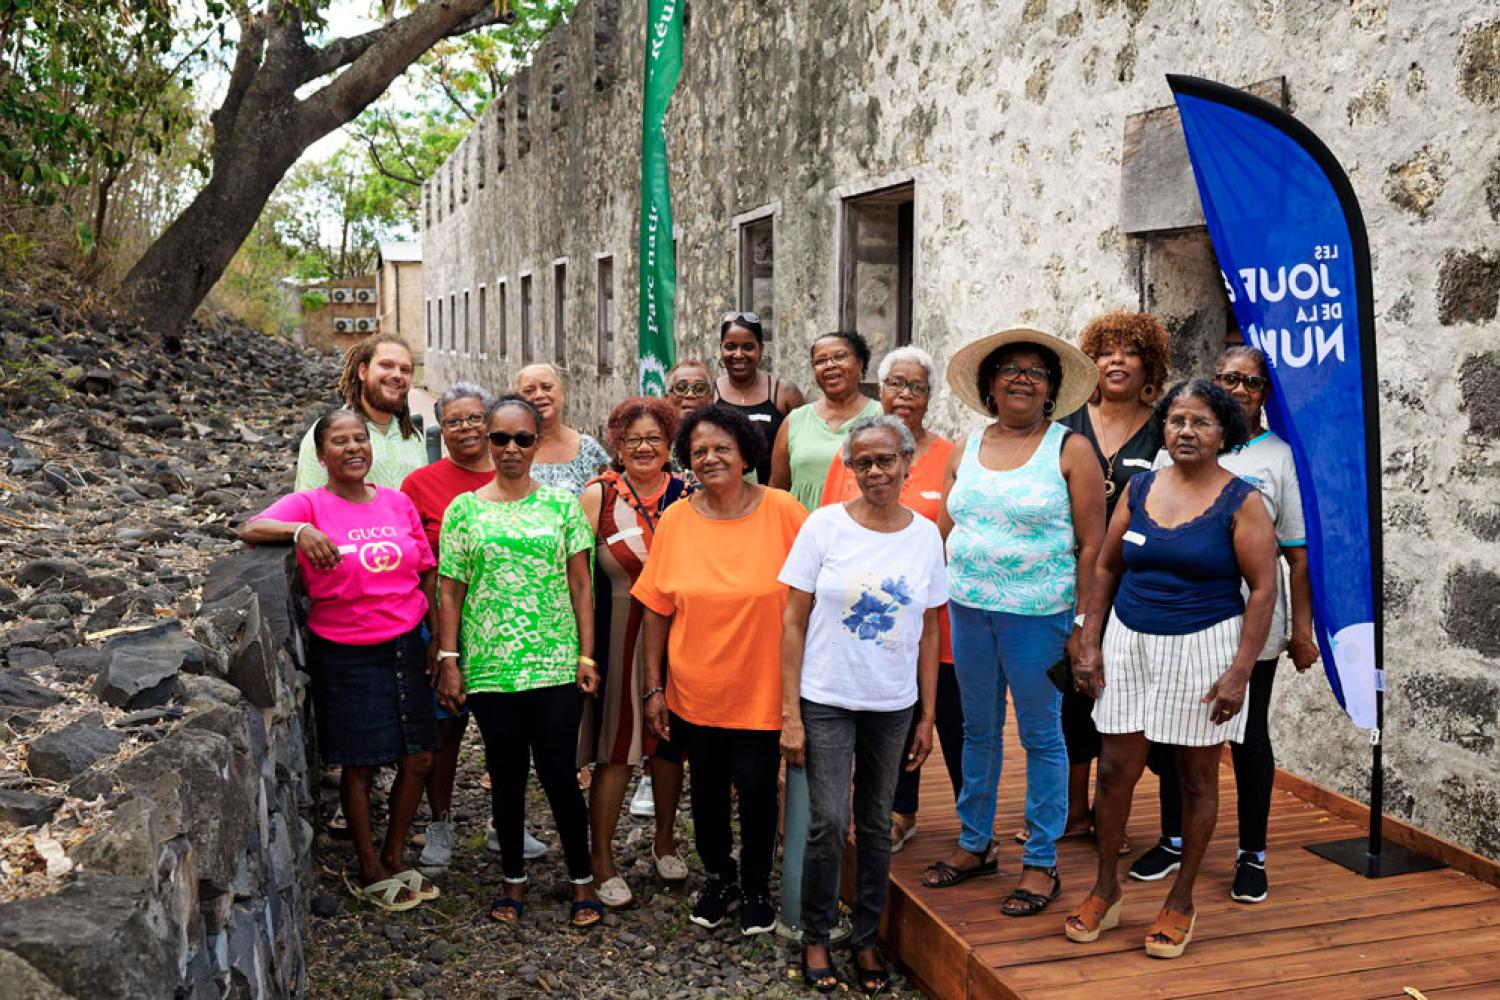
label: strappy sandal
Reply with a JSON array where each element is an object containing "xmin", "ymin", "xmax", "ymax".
[
  {"xmin": 570, "ymin": 898, "xmax": 605, "ymax": 928},
  {"xmin": 921, "ymin": 845, "xmax": 997, "ymax": 889},
  {"xmin": 801, "ymin": 947, "xmax": 839, "ymax": 994},
  {"xmin": 395, "ymin": 869, "xmax": 440, "ymax": 901},
  {"xmin": 854, "ymin": 951, "xmax": 890, "ymax": 995},
  {"xmin": 1064, "ymin": 893, "xmax": 1123, "ymax": 942},
  {"xmin": 1000, "ymin": 865, "xmax": 1061, "ymax": 917},
  {"xmin": 489, "ymin": 895, "xmax": 525, "ymax": 922},
  {"xmin": 1144, "ymin": 905, "xmax": 1196, "ymax": 959},
  {"xmin": 356, "ymin": 877, "xmax": 420, "ymax": 912},
  {"xmin": 890, "ymin": 815, "xmax": 918, "ymax": 853}
]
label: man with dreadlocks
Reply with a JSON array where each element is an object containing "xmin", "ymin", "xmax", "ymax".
[{"xmin": 296, "ymin": 333, "xmax": 428, "ymax": 491}]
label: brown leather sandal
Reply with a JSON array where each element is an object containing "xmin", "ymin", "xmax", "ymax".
[
  {"xmin": 1144, "ymin": 905, "xmax": 1196, "ymax": 958},
  {"xmin": 1064, "ymin": 893, "xmax": 1122, "ymax": 942}
]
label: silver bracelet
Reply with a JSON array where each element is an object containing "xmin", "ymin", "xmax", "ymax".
[{"xmin": 292, "ymin": 522, "xmax": 310, "ymax": 546}]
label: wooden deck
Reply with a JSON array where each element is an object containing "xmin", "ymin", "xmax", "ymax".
[{"xmin": 880, "ymin": 732, "xmax": 1500, "ymax": 1000}]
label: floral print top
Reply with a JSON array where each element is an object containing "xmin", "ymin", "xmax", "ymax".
[
  {"xmin": 945, "ymin": 422, "xmax": 1077, "ymax": 616},
  {"xmin": 532, "ymin": 434, "xmax": 611, "ymax": 497},
  {"xmin": 438, "ymin": 487, "xmax": 593, "ymax": 693}
]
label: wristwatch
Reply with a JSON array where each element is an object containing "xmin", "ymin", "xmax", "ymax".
[{"xmin": 1073, "ymin": 613, "xmax": 1086, "ymax": 630}]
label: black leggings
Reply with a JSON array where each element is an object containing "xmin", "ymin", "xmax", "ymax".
[
  {"xmin": 469, "ymin": 685, "xmax": 591, "ymax": 882},
  {"xmin": 671, "ymin": 712, "xmax": 781, "ymax": 896},
  {"xmin": 891, "ymin": 662, "xmax": 965, "ymax": 815},
  {"xmin": 1152, "ymin": 658, "xmax": 1277, "ymax": 853}
]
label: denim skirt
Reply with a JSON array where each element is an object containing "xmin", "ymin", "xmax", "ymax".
[{"xmin": 307, "ymin": 625, "xmax": 439, "ymax": 766}]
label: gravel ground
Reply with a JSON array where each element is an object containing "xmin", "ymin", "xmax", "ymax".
[{"xmin": 303, "ymin": 727, "xmax": 927, "ymax": 999}]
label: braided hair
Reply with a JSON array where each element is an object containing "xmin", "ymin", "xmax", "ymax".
[{"xmin": 338, "ymin": 333, "xmax": 417, "ymax": 439}]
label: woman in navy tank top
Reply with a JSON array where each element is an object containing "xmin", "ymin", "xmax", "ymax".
[{"xmin": 1062, "ymin": 380, "xmax": 1278, "ymax": 960}]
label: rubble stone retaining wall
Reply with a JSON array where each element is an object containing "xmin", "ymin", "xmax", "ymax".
[{"xmin": 0, "ymin": 546, "xmax": 315, "ymax": 999}]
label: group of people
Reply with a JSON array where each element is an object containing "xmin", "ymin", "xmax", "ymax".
[{"xmin": 243, "ymin": 305, "xmax": 1315, "ymax": 984}]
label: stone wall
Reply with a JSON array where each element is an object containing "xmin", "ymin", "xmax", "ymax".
[
  {"xmin": 422, "ymin": 1, "xmax": 1500, "ymax": 860},
  {"xmin": 0, "ymin": 546, "xmax": 315, "ymax": 998}
]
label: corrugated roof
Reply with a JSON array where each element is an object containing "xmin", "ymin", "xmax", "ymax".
[{"xmin": 378, "ymin": 240, "xmax": 421, "ymax": 263}]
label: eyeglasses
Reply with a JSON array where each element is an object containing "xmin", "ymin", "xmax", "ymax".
[
  {"xmin": 623, "ymin": 434, "xmax": 666, "ymax": 450},
  {"xmin": 1214, "ymin": 372, "xmax": 1270, "ymax": 392},
  {"xmin": 439, "ymin": 413, "xmax": 486, "ymax": 430},
  {"xmin": 881, "ymin": 377, "xmax": 930, "ymax": 398},
  {"xmin": 487, "ymin": 431, "xmax": 538, "ymax": 448},
  {"xmin": 669, "ymin": 380, "xmax": 712, "ymax": 397},
  {"xmin": 1165, "ymin": 415, "xmax": 1220, "ymax": 432},
  {"xmin": 850, "ymin": 453, "xmax": 903, "ymax": 475},
  {"xmin": 722, "ymin": 311, "xmax": 761, "ymax": 325},
  {"xmin": 812, "ymin": 350, "xmax": 854, "ymax": 369},
  {"xmin": 996, "ymin": 363, "xmax": 1050, "ymax": 384}
]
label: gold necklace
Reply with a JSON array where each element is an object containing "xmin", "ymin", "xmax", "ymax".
[
  {"xmin": 1097, "ymin": 403, "xmax": 1147, "ymax": 499},
  {"xmin": 991, "ymin": 418, "xmax": 1045, "ymax": 470}
]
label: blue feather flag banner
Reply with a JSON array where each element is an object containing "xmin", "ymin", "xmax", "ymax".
[{"xmin": 1169, "ymin": 75, "xmax": 1381, "ymax": 729}]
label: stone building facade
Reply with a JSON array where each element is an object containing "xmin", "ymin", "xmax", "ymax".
[
  {"xmin": 376, "ymin": 241, "xmax": 425, "ymax": 360},
  {"xmin": 422, "ymin": 0, "xmax": 1500, "ymax": 859}
]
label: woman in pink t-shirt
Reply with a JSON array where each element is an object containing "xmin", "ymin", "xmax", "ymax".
[{"xmin": 242, "ymin": 408, "xmax": 439, "ymax": 913}]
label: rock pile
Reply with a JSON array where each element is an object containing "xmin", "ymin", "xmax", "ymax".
[{"xmin": 0, "ymin": 294, "xmax": 342, "ymax": 998}]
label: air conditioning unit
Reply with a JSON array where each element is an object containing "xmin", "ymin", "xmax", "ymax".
[
  {"xmin": 355, "ymin": 288, "xmax": 375, "ymax": 304},
  {"xmin": 333, "ymin": 318, "xmax": 353, "ymax": 333},
  {"xmin": 331, "ymin": 288, "xmax": 352, "ymax": 303},
  {"xmin": 355, "ymin": 317, "xmax": 377, "ymax": 333}
]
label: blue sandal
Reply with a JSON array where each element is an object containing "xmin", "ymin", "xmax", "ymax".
[
  {"xmin": 489, "ymin": 896, "xmax": 525, "ymax": 922},
  {"xmin": 570, "ymin": 898, "xmax": 604, "ymax": 928}
]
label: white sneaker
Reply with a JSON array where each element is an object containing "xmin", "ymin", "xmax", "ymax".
[
  {"xmin": 419, "ymin": 819, "xmax": 454, "ymax": 867},
  {"xmin": 486, "ymin": 819, "xmax": 552, "ymax": 859},
  {"xmin": 629, "ymin": 776, "xmax": 656, "ymax": 818}
]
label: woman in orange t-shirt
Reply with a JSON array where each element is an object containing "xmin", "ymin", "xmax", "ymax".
[
  {"xmin": 634, "ymin": 404, "xmax": 807, "ymax": 937},
  {"xmin": 819, "ymin": 346, "xmax": 963, "ymax": 854}
]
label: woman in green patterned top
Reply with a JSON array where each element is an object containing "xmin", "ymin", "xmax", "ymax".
[{"xmin": 435, "ymin": 394, "xmax": 604, "ymax": 928}]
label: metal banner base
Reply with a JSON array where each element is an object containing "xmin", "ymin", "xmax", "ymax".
[{"xmin": 1306, "ymin": 837, "xmax": 1446, "ymax": 879}]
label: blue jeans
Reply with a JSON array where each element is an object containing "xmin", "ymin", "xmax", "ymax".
[{"xmin": 950, "ymin": 602, "xmax": 1070, "ymax": 867}]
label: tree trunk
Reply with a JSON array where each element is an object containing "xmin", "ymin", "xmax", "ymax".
[{"xmin": 116, "ymin": 0, "xmax": 506, "ymax": 344}]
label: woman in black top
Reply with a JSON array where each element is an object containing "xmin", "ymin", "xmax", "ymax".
[
  {"xmin": 1046, "ymin": 310, "xmax": 1171, "ymax": 845},
  {"xmin": 714, "ymin": 312, "xmax": 804, "ymax": 484}
]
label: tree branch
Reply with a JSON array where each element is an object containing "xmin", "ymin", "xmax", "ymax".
[{"xmin": 351, "ymin": 126, "xmax": 422, "ymax": 187}]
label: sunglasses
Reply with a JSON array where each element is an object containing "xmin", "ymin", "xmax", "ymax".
[
  {"xmin": 1214, "ymin": 372, "xmax": 1270, "ymax": 392},
  {"xmin": 722, "ymin": 310, "xmax": 761, "ymax": 325},
  {"xmin": 487, "ymin": 431, "xmax": 538, "ymax": 448}
]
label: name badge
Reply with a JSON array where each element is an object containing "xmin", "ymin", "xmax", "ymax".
[
  {"xmin": 920, "ymin": 490, "xmax": 942, "ymax": 500},
  {"xmin": 1123, "ymin": 530, "xmax": 1146, "ymax": 546},
  {"xmin": 605, "ymin": 527, "xmax": 644, "ymax": 545},
  {"xmin": 337, "ymin": 544, "xmax": 358, "ymax": 555},
  {"xmin": 748, "ymin": 413, "xmax": 772, "ymax": 422},
  {"xmin": 1122, "ymin": 458, "xmax": 1152, "ymax": 469}
]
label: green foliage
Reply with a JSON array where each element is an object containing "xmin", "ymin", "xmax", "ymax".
[{"xmin": 300, "ymin": 289, "xmax": 328, "ymax": 312}]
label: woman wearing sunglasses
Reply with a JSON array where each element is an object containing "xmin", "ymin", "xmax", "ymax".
[
  {"xmin": 435, "ymin": 394, "xmax": 604, "ymax": 929},
  {"xmin": 1135, "ymin": 346, "xmax": 1318, "ymax": 906},
  {"xmin": 715, "ymin": 312, "xmax": 804, "ymax": 484}
]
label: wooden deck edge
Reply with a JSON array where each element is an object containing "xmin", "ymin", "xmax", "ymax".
[
  {"xmin": 1274, "ymin": 766, "xmax": 1500, "ymax": 889},
  {"xmin": 883, "ymin": 868, "xmax": 986, "ymax": 1000}
]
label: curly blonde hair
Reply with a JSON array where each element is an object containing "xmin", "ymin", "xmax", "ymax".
[{"xmin": 1077, "ymin": 310, "xmax": 1171, "ymax": 402}]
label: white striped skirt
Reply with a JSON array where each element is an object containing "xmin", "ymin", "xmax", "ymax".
[{"xmin": 1093, "ymin": 615, "xmax": 1247, "ymax": 747}]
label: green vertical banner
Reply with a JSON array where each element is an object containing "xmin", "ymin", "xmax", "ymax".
[{"xmin": 637, "ymin": 0, "xmax": 683, "ymax": 396}]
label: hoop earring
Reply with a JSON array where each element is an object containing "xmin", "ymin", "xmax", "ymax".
[
  {"xmin": 1043, "ymin": 399, "xmax": 1056, "ymax": 416},
  {"xmin": 982, "ymin": 393, "xmax": 995, "ymax": 413},
  {"xmin": 1140, "ymin": 383, "xmax": 1159, "ymax": 403}
]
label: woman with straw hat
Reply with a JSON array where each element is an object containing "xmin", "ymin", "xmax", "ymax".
[{"xmin": 920, "ymin": 327, "xmax": 1106, "ymax": 919}]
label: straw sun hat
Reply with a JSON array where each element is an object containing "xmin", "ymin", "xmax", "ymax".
[{"xmin": 945, "ymin": 326, "xmax": 1099, "ymax": 420}]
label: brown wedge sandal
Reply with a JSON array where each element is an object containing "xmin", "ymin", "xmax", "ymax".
[
  {"xmin": 1064, "ymin": 893, "xmax": 1123, "ymax": 942},
  {"xmin": 1144, "ymin": 905, "xmax": 1196, "ymax": 959}
]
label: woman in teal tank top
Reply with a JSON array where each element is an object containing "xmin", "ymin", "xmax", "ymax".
[
  {"xmin": 920, "ymin": 327, "xmax": 1106, "ymax": 921},
  {"xmin": 769, "ymin": 331, "xmax": 883, "ymax": 511}
]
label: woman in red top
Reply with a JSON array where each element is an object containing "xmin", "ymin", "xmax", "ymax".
[
  {"xmin": 819, "ymin": 346, "xmax": 961, "ymax": 853},
  {"xmin": 399, "ymin": 383, "xmax": 493, "ymax": 868}
]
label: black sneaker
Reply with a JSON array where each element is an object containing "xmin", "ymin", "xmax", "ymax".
[
  {"xmin": 690, "ymin": 874, "xmax": 741, "ymax": 929},
  {"xmin": 1231, "ymin": 852, "xmax": 1268, "ymax": 903},
  {"xmin": 1128, "ymin": 838, "xmax": 1183, "ymax": 881},
  {"xmin": 739, "ymin": 890, "xmax": 776, "ymax": 937}
]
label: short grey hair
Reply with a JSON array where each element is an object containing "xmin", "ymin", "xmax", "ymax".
[
  {"xmin": 841, "ymin": 415, "xmax": 916, "ymax": 464},
  {"xmin": 877, "ymin": 345, "xmax": 938, "ymax": 387},
  {"xmin": 435, "ymin": 382, "xmax": 495, "ymax": 421}
]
